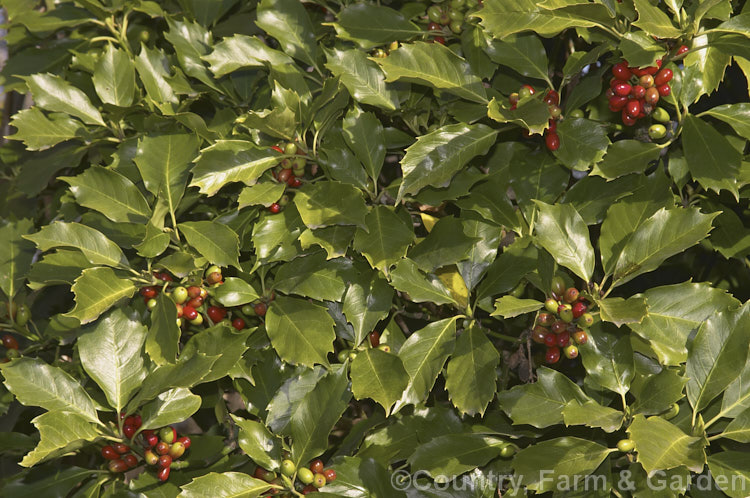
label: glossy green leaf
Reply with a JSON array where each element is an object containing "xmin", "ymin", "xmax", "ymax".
[
  {"xmin": 702, "ymin": 103, "xmax": 750, "ymax": 140},
  {"xmin": 237, "ymin": 183, "xmax": 285, "ymax": 209},
  {"xmin": 491, "ymin": 296, "xmax": 544, "ymax": 318},
  {"xmin": 23, "ymin": 73, "xmax": 104, "ymax": 126},
  {"xmin": 64, "ymin": 267, "xmax": 136, "ymax": 324},
  {"xmin": 140, "ymin": 387, "xmax": 201, "ymax": 430},
  {"xmin": 213, "ymin": 277, "xmax": 260, "ymax": 307},
  {"xmin": 190, "ymin": 140, "xmax": 278, "ymax": 197},
  {"xmin": 0, "ymin": 218, "xmax": 35, "ymax": 300},
  {"xmin": 78, "ymin": 307, "xmax": 147, "ymax": 412},
  {"xmin": 444, "ymin": 327, "xmax": 500, "ymax": 416},
  {"xmin": 632, "ymin": 0, "xmax": 682, "ymax": 38},
  {"xmin": 627, "ymin": 415, "xmax": 706, "ymax": 473},
  {"xmin": 252, "ymin": 206, "xmax": 304, "ymax": 263},
  {"xmin": 375, "ymin": 41, "xmax": 487, "ymax": 104},
  {"xmin": 388, "ymin": 259, "xmax": 457, "ymax": 305},
  {"xmin": 533, "ymin": 201, "xmax": 594, "ymax": 282},
  {"xmin": 7, "ymin": 108, "xmax": 84, "ymax": 150},
  {"xmin": 316, "ymin": 456, "xmax": 406, "ymax": 497},
  {"xmin": 597, "ymin": 296, "xmax": 648, "ymax": 327},
  {"xmin": 202, "ymin": 34, "xmax": 292, "ymax": 77},
  {"xmin": 477, "ymin": 0, "xmax": 611, "ymax": 38},
  {"xmin": 408, "ymin": 216, "xmax": 479, "ymax": 271},
  {"xmin": 256, "ymin": 0, "xmax": 317, "ymax": 66},
  {"xmin": 134, "ymin": 44, "xmax": 178, "ymax": 111},
  {"xmin": 232, "ymin": 416, "xmax": 281, "ymax": 471},
  {"xmin": 707, "ymin": 452, "xmax": 750, "ymax": 498},
  {"xmin": 351, "ymin": 349, "xmax": 408, "ymax": 415},
  {"xmin": 393, "ymin": 317, "xmax": 458, "ymax": 413},
  {"xmin": 265, "ymin": 296, "xmax": 335, "ymax": 368},
  {"xmin": 299, "ymin": 226, "xmax": 355, "ymax": 260},
  {"xmin": 324, "ymin": 47, "xmax": 397, "ymax": 111},
  {"xmin": 554, "ymin": 118, "xmax": 610, "ymax": 171},
  {"xmin": 266, "ymin": 366, "xmax": 327, "ymax": 434},
  {"xmin": 62, "ymin": 166, "xmax": 150, "ymax": 223},
  {"xmin": 591, "ymin": 140, "xmax": 662, "ymax": 180},
  {"xmin": 682, "ymin": 115, "xmax": 743, "ymax": 198},
  {"xmin": 486, "ymin": 34, "xmax": 550, "ymax": 83},
  {"xmin": 179, "ymin": 221, "xmax": 240, "ymax": 268},
  {"xmin": 342, "ymin": 272, "xmax": 393, "ymax": 346},
  {"xmin": 146, "ymin": 292, "xmax": 181, "ymax": 366},
  {"xmin": 409, "ymin": 434, "xmax": 506, "ymax": 479},
  {"xmin": 353, "ymin": 206, "xmax": 415, "ymax": 272},
  {"xmin": 631, "ymin": 368, "xmax": 687, "ymax": 416},
  {"xmin": 293, "ymin": 181, "xmax": 368, "ymax": 229},
  {"xmin": 343, "ymin": 106, "xmax": 386, "ymax": 182},
  {"xmin": 0, "ymin": 357, "xmax": 100, "ymax": 425},
  {"xmin": 562, "ymin": 400, "xmax": 623, "ymax": 433},
  {"xmin": 134, "ymin": 223, "xmax": 170, "ymax": 259},
  {"xmin": 273, "ymin": 252, "xmax": 353, "ymax": 301},
  {"xmin": 20, "ymin": 411, "xmax": 100, "ymax": 467},
  {"xmin": 178, "ymin": 472, "xmax": 271, "ymax": 498},
  {"xmin": 92, "ymin": 43, "xmax": 135, "ymax": 106},
  {"xmin": 179, "ymin": 324, "xmax": 251, "ymax": 383},
  {"xmin": 25, "ymin": 221, "xmax": 127, "ymax": 267},
  {"xmin": 331, "ymin": 4, "xmax": 422, "ymax": 49},
  {"xmin": 487, "ymin": 96, "xmax": 552, "ymax": 136},
  {"xmin": 580, "ymin": 330, "xmax": 634, "ymax": 396},
  {"xmin": 398, "ymin": 123, "xmax": 498, "ymax": 200}
]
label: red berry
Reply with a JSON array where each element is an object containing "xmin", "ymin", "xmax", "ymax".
[
  {"xmin": 206, "ymin": 271, "xmax": 223, "ymax": 285},
  {"xmin": 123, "ymin": 424, "xmax": 136, "ymax": 439},
  {"xmin": 548, "ymin": 119, "xmax": 557, "ymax": 132},
  {"xmin": 544, "ymin": 333, "xmax": 557, "ymax": 348},
  {"xmin": 613, "ymin": 82, "xmax": 631, "ymax": 97},
  {"xmin": 622, "ymin": 110, "xmax": 637, "ymax": 126},
  {"xmin": 254, "ymin": 467, "xmax": 267, "ymax": 480},
  {"xmin": 573, "ymin": 330, "xmax": 589, "ymax": 345},
  {"xmin": 626, "ymin": 100, "xmax": 641, "ymax": 117},
  {"xmin": 433, "ymin": 36, "xmax": 445, "ymax": 45},
  {"xmin": 132, "ymin": 415, "xmax": 142, "ymax": 428},
  {"xmin": 608, "ymin": 96, "xmax": 628, "ymax": 111},
  {"xmin": 2, "ymin": 334, "xmax": 19, "ymax": 350},
  {"xmin": 271, "ymin": 145, "xmax": 284, "ymax": 154},
  {"xmin": 521, "ymin": 84, "xmax": 535, "ymax": 95},
  {"xmin": 563, "ymin": 288, "xmax": 579, "ymax": 303},
  {"xmin": 324, "ymin": 469, "xmax": 337, "ymax": 482},
  {"xmin": 140, "ymin": 286, "xmax": 158, "ymax": 299},
  {"xmin": 532, "ymin": 326, "xmax": 549, "ymax": 344},
  {"xmin": 101, "ymin": 445, "xmax": 119, "ymax": 460},
  {"xmin": 645, "ymin": 87, "xmax": 660, "ymax": 105},
  {"xmin": 545, "ymin": 346, "xmax": 561, "ymax": 364},
  {"xmin": 639, "ymin": 74, "xmax": 654, "ymax": 88},
  {"xmin": 177, "ymin": 436, "xmax": 192, "ymax": 449},
  {"xmin": 557, "ymin": 330, "xmax": 571, "ymax": 348},
  {"xmin": 277, "ymin": 169, "xmax": 292, "ymax": 183},
  {"xmin": 427, "ymin": 22, "xmax": 440, "ymax": 31},
  {"xmin": 123, "ymin": 454, "xmax": 138, "ymax": 468},
  {"xmin": 254, "ymin": 302, "xmax": 267, "ymax": 317},
  {"xmin": 289, "ymin": 177, "xmax": 302, "ymax": 188},
  {"xmin": 182, "ymin": 306, "xmax": 198, "ymax": 321},
  {"xmin": 302, "ymin": 485, "xmax": 316, "ymax": 495},
  {"xmin": 657, "ymin": 84, "xmax": 671, "ymax": 97},
  {"xmin": 537, "ymin": 312, "xmax": 554, "ymax": 326},
  {"xmin": 207, "ymin": 306, "xmax": 226, "ymax": 323},
  {"xmin": 605, "ymin": 88, "xmax": 615, "ymax": 99},
  {"xmin": 187, "ymin": 286, "xmax": 202, "ymax": 299},
  {"xmin": 269, "ymin": 203, "xmax": 282, "ymax": 214},
  {"xmin": 631, "ymin": 85, "xmax": 646, "ymax": 99},
  {"xmin": 232, "ymin": 317, "xmax": 246, "ymax": 330},
  {"xmin": 186, "ymin": 296, "xmax": 203, "ymax": 308},
  {"xmin": 545, "ymin": 132, "xmax": 560, "ymax": 151},
  {"xmin": 310, "ymin": 459, "xmax": 325, "ymax": 474},
  {"xmin": 612, "ymin": 62, "xmax": 631, "ymax": 80},
  {"xmin": 155, "ymin": 441, "xmax": 170, "ymax": 456},
  {"xmin": 155, "ymin": 272, "xmax": 172, "ymax": 282},
  {"xmin": 158, "ymin": 455, "xmax": 172, "ymax": 468},
  {"xmin": 572, "ymin": 302, "xmax": 587, "ymax": 319},
  {"xmin": 654, "ymin": 68, "xmax": 673, "ymax": 86},
  {"xmin": 109, "ymin": 459, "xmax": 128, "ymax": 473},
  {"xmin": 543, "ymin": 89, "xmax": 559, "ymax": 106},
  {"xmin": 113, "ymin": 443, "xmax": 130, "ymax": 454},
  {"xmin": 551, "ymin": 320, "xmax": 567, "ymax": 334},
  {"xmin": 368, "ymin": 330, "xmax": 381, "ymax": 348},
  {"xmin": 158, "ymin": 465, "xmax": 170, "ymax": 481},
  {"xmin": 145, "ymin": 434, "xmax": 159, "ymax": 448},
  {"xmin": 677, "ymin": 45, "xmax": 689, "ymax": 55}
]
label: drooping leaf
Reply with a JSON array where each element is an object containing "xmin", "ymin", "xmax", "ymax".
[
  {"xmin": 146, "ymin": 292, "xmax": 181, "ymax": 366},
  {"xmin": 23, "ymin": 73, "xmax": 105, "ymax": 126},
  {"xmin": 682, "ymin": 115, "xmax": 743, "ymax": 198},
  {"xmin": 24, "ymin": 222, "xmax": 127, "ymax": 267},
  {"xmin": 342, "ymin": 272, "xmax": 394, "ymax": 346},
  {"xmin": 20, "ymin": 411, "xmax": 101, "ymax": 467},
  {"xmin": 64, "ymin": 267, "xmax": 136, "ymax": 324}
]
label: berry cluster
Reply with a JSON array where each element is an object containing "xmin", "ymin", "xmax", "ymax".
[
  {"xmin": 142, "ymin": 426, "xmax": 191, "ymax": 482},
  {"xmin": 335, "ymin": 330, "xmax": 392, "ymax": 363},
  {"xmin": 371, "ymin": 41, "xmax": 399, "ymax": 58},
  {"xmin": 101, "ymin": 442, "xmax": 138, "ymax": 473},
  {"xmin": 606, "ymin": 59, "xmax": 673, "ymax": 126},
  {"xmin": 254, "ymin": 457, "xmax": 336, "ymax": 495},
  {"xmin": 139, "ymin": 266, "xmax": 271, "ymax": 332},
  {"xmin": 424, "ymin": 0, "xmax": 480, "ymax": 44},
  {"xmin": 269, "ymin": 142, "xmax": 306, "ymax": 214},
  {"xmin": 2, "ymin": 334, "xmax": 20, "ymax": 361},
  {"xmin": 509, "ymin": 86, "xmax": 562, "ymax": 151},
  {"xmin": 531, "ymin": 276, "xmax": 593, "ymax": 364}
]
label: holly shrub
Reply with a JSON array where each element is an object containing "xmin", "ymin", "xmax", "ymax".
[{"xmin": 2, "ymin": 0, "xmax": 750, "ymax": 496}]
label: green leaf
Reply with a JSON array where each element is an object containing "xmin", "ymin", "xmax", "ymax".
[
  {"xmin": 444, "ymin": 327, "xmax": 500, "ymax": 416},
  {"xmin": 64, "ymin": 267, "xmax": 136, "ymax": 325},
  {"xmin": 0, "ymin": 357, "xmax": 100, "ymax": 425},
  {"xmin": 179, "ymin": 221, "xmax": 240, "ymax": 268},
  {"xmin": 299, "ymin": 226, "xmax": 355, "ymax": 260},
  {"xmin": 684, "ymin": 33, "xmax": 732, "ymax": 98},
  {"xmin": 7, "ymin": 108, "xmax": 84, "ymax": 151},
  {"xmin": 140, "ymin": 387, "xmax": 201, "ymax": 430},
  {"xmin": 393, "ymin": 317, "xmax": 458, "ymax": 413},
  {"xmin": 580, "ymin": 330, "xmax": 634, "ymax": 396},
  {"xmin": 62, "ymin": 166, "xmax": 151, "ymax": 223},
  {"xmin": 163, "ymin": 18, "xmax": 218, "ymax": 92},
  {"xmin": 135, "ymin": 223, "xmax": 170, "ymax": 259},
  {"xmin": 316, "ymin": 456, "xmax": 406, "ymax": 497},
  {"xmin": 190, "ymin": 141, "xmax": 280, "ymax": 196},
  {"xmin": 611, "ymin": 208, "xmax": 718, "ymax": 286},
  {"xmin": 353, "ymin": 206, "xmax": 415, "ymax": 272},
  {"xmin": 2, "ymin": 466, "xmax": 99, "ymax": 498},
  {"xmin": 631, "ymin": 368, "xmax": 687, "ymax": 416},
  {"xmin": 702, "ymin": 103, "xmax": 750, "ymax": 140},
  {"xmin": 487, "ymin": 96, "xmax": 552, "ymax": 136},
  {"xmin": 342, "ymin": 272, "xmax": 393, "ymax": 346},
  {"xmin": 0, "ymin": 219, "xmax": 35, "ymax": 300},
  {"xmin": 324, "ymin": 47, "xmax": 397, "ymax": 110},
  {"xmin": 180, "ymin": 324, "xmax": 251, "ymax": 383},
  {"xmin": 491, "ymin": 296, "xmax": 544, "ymax": 318},
  {"xmin": 20, "ymin": 411, "xmax": 100, "ymax": 467},
  {"xmin": 486, "ymin": 34, "xmax": 550, "ymax": 84},
  {"xmin": 134, "ymin": 44, "xmax": 178, "ymax": 111},
  {"xmin": 23, "ymin": 73, "xmax": 104, "ymax": 126},
  {"xmin": 475, "ymin": 240, "xmax": 537, "ymax": 309},
  {"xmin": 409, "ymin": 434, "xmax": 506, "ymax": 479},
  {"xmin": 27, "ymin": 250, "xmax": 93, "ymax": 291},
  {"xmin": 293, "ymin": 181, "xmax": 369, "ymax": 229},
  {"xmin": 343, "ymin": 106, "xmax": 386, "ymax": 183},
  {"xmin": 25, "ymin": 221, "xmax": 127, "ymax": 267},
  {"xmin": 627, "ymin": 415, "xmax": 706, "ymax": 473},
  {"xmin": 618, "ymin": 31, "xmax": 664, "ymax": 67},
  {"xmin": 331, "ymin": 4, "xmax": 422, "ymax": 49},
  {"xmin": 721, "ymin": 357, "xmax": 750, "ymax": 420},
  {"xmin": 78, "ymin": 308, "xmax": 147, "ymax": 412},
  {"xmin": 632, "ymin": 0, "xmax": 682, "ymax": 38},
  {"xmin": 256, "ymin": 0, "xmax": 317, "ymax": 66},
  {"xmin": 178, "ymin": 472, "xmax": 271, "ymax": 498},
  {"xmin": 388, "ymin": 259, "xmax": 457, "ymax": 305},
  {"xmin": 707, "ymin": 452, "xmax": 750, "ymax": 498},
  {"xmin": 686, "ymin": 302, "xmax": 750, "ymax": 414},
  {"xmin": 591, "ymin": 140, "xmax": 662, "ymax": 179},
  {"xmin": 533, "ymin": 201, "xmax": 595, "ymax": 282},
  {"xmin": 92, "ymin": 43, "xmax": 135, "ymax": 107},
  {"xmin": 146, "ymin": 292, "xmax": 181, "ymax": 366},
  {"xmin": 718, "ymin": 409, "xmax": 750, "ymax": 443},
  {"xmin": 374, "ymin": 41, "xmax": 487, "ymax": 104},
  {"xmin": 232, "ymin": 416, "xmax": 281, "ymax": 471},
  {"xmin": 497, "ymin": 367, "xmax": 590, "ymax": 428},
  {"xmin": 252, "ymin": 206, "xmax": 305, "ymax": 263},
  {"xmin": 134, "ymin": 133, "xmax": 200, "ymax": 223},
  {"xmin": 214, "ymin": 277, "xmax": 260, "ymax": 307},
  {"xmin": 408, "ymin": 217, "xmax": 479, "ymax": 271},
  {"xmin": 456, "ymin": 219, "xmax": 504, "ymax": 291},
  {"xmin": 266, "ymin": 296, "xmax": 335, "ymax": 368},
  {"xmin": 398, "ymin": 123, "xmax": 498, "ymax": 200},
  {"xmin": 351, "ymin": 349, "xmax": 408, "ymax": 415},
  {"xmin": 202, "ymin": 34, "xmax": 293, "ymax": 77},
  {"xmin": 554, "ymin": 118, "xmax": 611, "ymax": 171},
  {"xmin": 266, "ymin": 366, "xmax": 327, "ymax": 433},
  {"xmin": 562, "ymin": 400, "xmax": 623, "ymax": 433},
  {"xmin": 290, "ymin": 365, "xmax": 351, "ymax": 467},
  {"xmin": 682, "ymin": 115, "xmax": 743, "ymax": 198},
  {"xmin": 597, "ymin": 296, "xmax": 648, "ymax": 327},
  {"xmin": 237, "ymin": 183, "xmax": 285, "ymax": 209},
  {"xmin": 273, "ymin": 252, "xmax": 352, "ymax": 301},
  {"xmin": 513, "ymin": 437, "xmax": 614, "ymax": 493}
]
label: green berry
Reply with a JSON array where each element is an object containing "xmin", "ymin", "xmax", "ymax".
[
  {"xmin": 652, "ymin": 107, "xmax": 670, "ymax": 123},
  {"xmin": 298, "ymin": 467, "xmax": 315, "ymax": 484},
  {"xmin": 15, "ymin": 305, "xmax": 30, "ymax": 326},
  {"xmin": 242, "ymin": 304, "xmax": 256, "ymax": 316},
  {"xmin": 579, "ymin": 313, "xmax": 594, "ymax": 328},
  {"xmin": 617, "ymin": 439, "xmax": 635, "ymax": 452},
  {"xmin": 499, "ymin": 445, "xmax": 515, "ymax": 458},
  {"xmin": 518, "ymin": 87, "xmax": 532, "ymax": 100},
  {"xmin": 284, "ymin": 142, "xmax": 297, "ymax": 155},
  {"xmin": 569, "ymin": 109, "xmax": 585, "ymax": 118},
  {"xmin": 281, "ymin": 459, "xmax": 296, "ymax": 477},
  {"xmin": 648, "ymin": 124, "xmax": 667, "ymax": 140},
  {"xmin": 550, "ymin": 276, "xmax": 566, "ymax": 296},
  {"xmin": 172, "ymin": 286, "xmax": 188, "ymax": 304},
  {"xmin": 545, "ymin": 298, "xmax": 559, "ymax": 314},
  {"xmin": 427, "ymin": 5, "xmax": 442, "ymax": 22}
]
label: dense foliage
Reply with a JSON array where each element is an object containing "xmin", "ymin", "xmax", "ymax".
[{"xmin": 1, "ymin": 0, "xmax": 750, "ymax": 496}]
